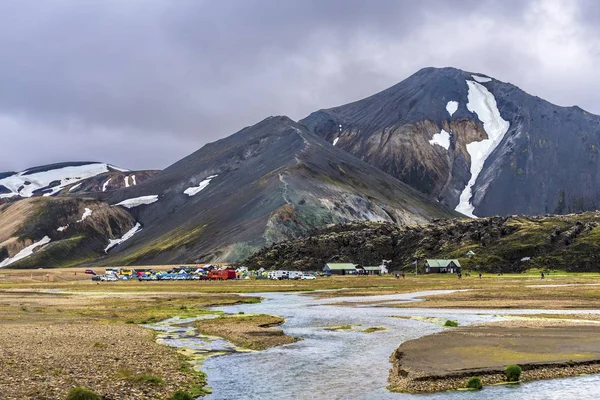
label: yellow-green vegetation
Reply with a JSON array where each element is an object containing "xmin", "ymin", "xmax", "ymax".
[
  {"xmin": 444, "ymin": 320, "xmax": 459, "ymax": 327},
  {"xmin": 324, "ymin": 325, "xmax": 355, "ymax": 331},
  {"xmin": 362, "ymin": 326, "xmax": 387, "ymax": 333},
  {"xmin": 66, "ymin": 386, "xmax": 102, "ymax": 400},
  {"xmin": 195, "ymin": 314, "xmax": 298, "ymax": 350},
  {"xmin": 115, "ymin": 224, "xmax": 209, "ymax": 265}
]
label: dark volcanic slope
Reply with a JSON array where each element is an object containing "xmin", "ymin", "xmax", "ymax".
[
  {"xmin": 301, "ymin": 67, "xmax": 600, "ymax": 217},
  {"xmin": 97, "ymin": 116, "xmax": 458, "ymax": 265}
]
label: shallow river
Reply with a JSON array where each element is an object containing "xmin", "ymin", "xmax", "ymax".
[{"xmin": 147, "ymin": 290, "xmax": 600, "ymax": 399}]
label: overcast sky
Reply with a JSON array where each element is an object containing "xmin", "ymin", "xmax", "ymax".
[{"xmin": 1, "ymin": 0, "xmax": 599, "ymax": 171}]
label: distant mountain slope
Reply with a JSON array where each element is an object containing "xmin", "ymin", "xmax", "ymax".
[
  {"xmin": 0, "ymin": 197, "xmax": 135, "ymax": 268},
  {"xmin": 246, "ymin": 212, "xmax": 600, "ymax": 273},
  {"xmin": 91, "ymin": 116, "xmax": 458, "ymax": 265},
  {"xmin": 64, "ymin": 170, "xmax": 160, "ymax": 195},
  {"xmin": 301, "ymin": 67, "xmax": 600, "ymax": 217},
  {"xmin": 0, "ymin": 162, "xmax": 159, "ymax": 201},
  {"xmin": 0, "ymin": 162, "xmax": 126, "ymax": 199}
]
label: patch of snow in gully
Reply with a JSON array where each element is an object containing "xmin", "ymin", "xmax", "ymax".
[
  {"xmin": 68, "ymin": 183, "xmax": 82, "ymax": 192},
  {"xmin": 124, "ymin": 176, "xmax": 130, "ymax": 187},
  {"xmin": 429, "ymin": 130, "xmax": 451, "ymax": 150},
  {"xmin": 456, "ymin": 80, "xmax": 510, "ymax": 217},
  {"xmin": 57, "ymin": 225, "xmax": 69, "ymax": 232},
  {"xmin": 105, "ymin": 223, "xmax": 142, "ymax": 252},
  {"xmin": 131, "ymin": 175, "xmax": 136, "ymax": 185},
  {"xmin": 472, "ymin": 74, "xmax": 492, "ymax": 83},
  {"xmin": 184, "ymin": 175, "xmax": 218, "ymax": 196},
  {"xmin": 102, "ymin": 178, "xmax": 111, "ymax": 192},
  {"xmin": 114, "ymin": 195, "xmax": 159, "ymax": 208},
  {"xmin": 333, "ymin": 137, "xmax": 339, "ymax": 146},
  {"xmin": 0, "ymin": 236, "xmax": 51, "ymax": 267},
  {"xmin": 446, "ymin": 101, "xmax": 458, "ymax": 117},
  {"xmin": 76, "ymin": 207, "xmax": 92, "ymax": 222},
  {"xmin": 0, "ymin": 163, "xmax": 110, "ymax": 199}
]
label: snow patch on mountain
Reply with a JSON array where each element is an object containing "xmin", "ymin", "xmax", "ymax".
[
  {"xmin": 69, "ymin": 183, "xmax": 82, "ymax": 192},
  {"xmin": 333, "ymin": 137, "xmax": 339, "ymax": 146},
  {"xmin": 124, "ymin": 176, "xmax": 130, "ymax": 187},
  {"xmin": 57, "ymin": 225, "xmax": 69, "ymax": 232},
  {"xmin": 114, "ymin": 195, "xmax": 159, "ymax": 208},
  {"xmin": 77, "ymin": 207, "xmax": 92, "ymax": 222},
  {"xmin": 0, "ymin": 236, "xmax": 51, "ymax": 267},
  {"xmin": 131, "ymin": 175, "xmax": 136, "ymax": 185},
  {"xmin": 446, "ymin": 101, "xmax": 458, "ymax": 117},
  {"xmin": 105, "ymin": 223, "xmax": 142, "ymax": 252},
  {"xmin": 0, "ymin": 163, "xmax": 113, "ymax": 198},
  {"xmin": 456, "ymin": 80, "xmax": 510, "ymax": 217},
  {"xmin": 472, "ymin": 75, "xmax": 492, "ymax": 83},
  {"xmin": 184, "ymin": 175, "xmax": 218, "ymax": 196},
  {"xmin": 429, "ymin": 129, "xmax": 451, "ymax": 150},
  {"xmin": 102, "ymin": 178, "xmax": 111, "ymax": 192}
]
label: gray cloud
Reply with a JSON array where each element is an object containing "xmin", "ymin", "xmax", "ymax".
[{"xmin": 0, "ymin": 0, "xmax": 596, "ymax": 171}]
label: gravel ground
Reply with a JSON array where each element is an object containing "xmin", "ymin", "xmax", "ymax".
[{"xmin": 0, "ymin": 322, "xmax": 201, "ymax": 400}]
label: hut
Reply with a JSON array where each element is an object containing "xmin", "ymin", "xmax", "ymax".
[
  {"xmin": 424, "ymin": 259, "xmax": 461, "ymax": 274},
  {"xmin": 323, "ymin": 263, "xmax": 357, "ymax": 275},
  {"xmin": 363, "ymin": 266, "xmax": 383, "ymax": 275}
]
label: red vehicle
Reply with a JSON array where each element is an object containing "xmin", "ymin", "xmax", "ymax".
[{"xmin": 208, "ymin": 269, "xmax": 237, "ymax": 280}]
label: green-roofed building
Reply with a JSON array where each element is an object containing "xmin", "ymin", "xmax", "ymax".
[
  {"xmin": 363, "ymin": 266, "xmax": 383, "ymax": 275},
  {"xmin": 424, "ymin": 259, "xmax": 461, "ymax": 274},
  {"xmin": 323, "ymin": 263, "xmax": 357, "ymax": 275}
]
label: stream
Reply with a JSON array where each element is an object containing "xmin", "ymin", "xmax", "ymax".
[{"xmin": 146, "ymin": 290, "xmax": 600, "ymax": 399}]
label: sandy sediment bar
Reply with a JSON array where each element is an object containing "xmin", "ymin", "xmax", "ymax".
[{"xmin": 389, "ymin": 319, "xmax": 600, "ymax": 393}]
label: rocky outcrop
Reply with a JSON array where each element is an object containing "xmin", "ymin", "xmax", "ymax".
[{"xmin": 245, "ymin": 212, "xmax": 600, "ymax": 272}]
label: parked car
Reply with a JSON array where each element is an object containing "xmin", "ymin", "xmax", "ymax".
[
  {"xmin": 91, "ymin": 275, "xmax": 102, "ymax": 281},
  {"xmin": 300, "ymin": 274, "xmax": 316, "ymax": 280},
  {"xmin": 105, "ymin": 275, "xmax": 119, "ymax": 282}
]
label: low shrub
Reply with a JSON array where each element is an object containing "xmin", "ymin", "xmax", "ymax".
[
  {"xmin": 135, "ymin": 374, "xmax": 164, "ymax": 385},
  {"xmin": 505, "ymin": 364, "xmax": 522, "ymax": 382},
  {"xmin": 169, "ymin": 390, "xmax": 194, "ymax": 400},
  {"xmin": 465, "ymin": 376, "xmax": 483, "ymax": 390},
  {"xmin": 66, "ymin": 386, "xmax": 101, "ymax": 400},
  {"xmin": 444, "ymin": 320, "xmax": 459, "ymax": 327}
]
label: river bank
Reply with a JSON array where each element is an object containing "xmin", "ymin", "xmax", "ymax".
[{"xmin": 388, "ymin": 319, "xmax": 600, "ymax": 393}]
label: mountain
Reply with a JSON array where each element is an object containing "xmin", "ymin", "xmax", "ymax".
[
  {"xmin": 245, "ymin": 212, "xmax": 600, "ymax": 273},
  {"xmin": 0, "ymin": 196, "xmax": 135, "ymax": 268},
  {"xmin": 301, "ymin": 67, "xmax": 600, "ymax": 217},
  {"xmin": 0, "ymin": 162, "xmax": 158, "ymax": 200},
  {"xmin": 87, "ymin": 116, "xmax": 458, "ymax": 266}
]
